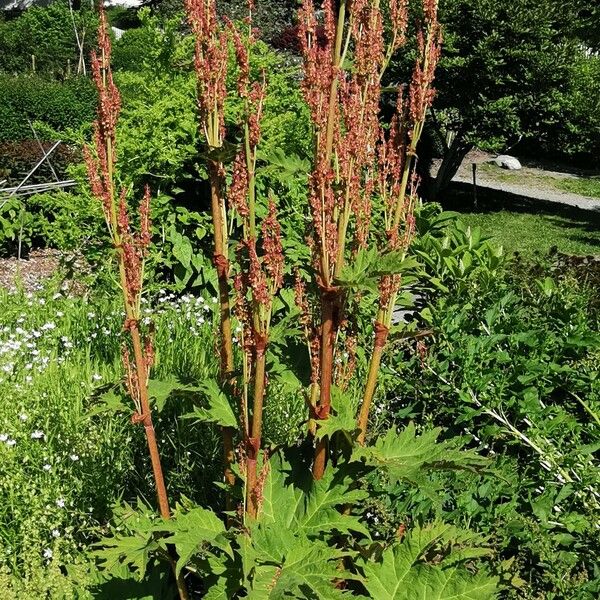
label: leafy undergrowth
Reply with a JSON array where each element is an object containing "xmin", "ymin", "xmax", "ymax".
[
  {"xmin": 376, "ymin": 211, "xmax": 600, "ymax": 598},
  {"xmin": 0, "ymin": 208, "xmax": 598, "ymax": 598}
]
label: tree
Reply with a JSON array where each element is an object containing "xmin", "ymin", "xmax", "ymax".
[
  {"xmin": 0, "ymin": 0, "xmax": 97, "ymax": 76},
  {"xmin": 388, "ymin": 0, "xmax": 583, "ymax": 201}
]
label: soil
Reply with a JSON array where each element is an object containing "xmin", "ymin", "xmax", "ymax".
[{"xmin": 0, "ymin": 248, "xmax": 88, "ymax": 294}]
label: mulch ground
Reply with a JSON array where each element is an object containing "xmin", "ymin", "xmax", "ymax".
[{"xmin": 0, "ymin": 248, "xmax": 88, "ymax": 294}]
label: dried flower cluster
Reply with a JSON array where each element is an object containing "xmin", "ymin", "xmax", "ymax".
[
  {"xmin": 185, "ymin": 0, "xmax": 228, "ymax": 147},
  {"xmin": 296, "ymin": 0, "xmax": 442, "ymax": 468}
]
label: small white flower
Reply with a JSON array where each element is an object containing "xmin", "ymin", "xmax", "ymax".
[
  {"xmin": 51, "ymin": 529, "xmax": 60, "ymax": 538},
  {"xmin": 212, "ymin": 297, "xmax": 218, "ymax": 303},
  {"xmin": 19, "ymin": 413, "xmax": 28, "ymax": 421},
  {"xmin": 43, "ymin": 548, "xmax": 53, "ymax": 559},
  {"xmin": 31, "ymin": 430, "xmax": 46, "ymax": 440},
  {"xmin": 6, "ymin": 439, "xmax": 16, "ymax": 447},
  {"xmin": 56, "ymin": 498, "xmax": 65, "ymax": 508},
  {"xmin": 43, "ymin": 464, "xmax": 52, "ymax": 471},
  {"xmin": 69, "ymin": 454, "xmax": 79, "ymax": 462},
  {"xmin": 92, "ymin": 374, "xmax": 102, "ymax": 381},
  {"xmin": 87, "ymin": 312, "xmax": 95, "ymax": 318},
  {"xmin": 0, "ymin": 433, "xmax": 8, "ymax": 442},
  {"xmin": 56, "ymin": 311, "xmax": 64, "ymax": 317}
]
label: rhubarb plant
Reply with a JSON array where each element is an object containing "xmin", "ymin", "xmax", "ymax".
[{"xmin": 90, "ymin": 0, "xmax": 500, "ymax": 597}]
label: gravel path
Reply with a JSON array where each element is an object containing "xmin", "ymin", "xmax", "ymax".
[
  {"xmin": 436, "ymin": 151, "xmax": 600, "ymax": 214},
  {"xmin": 453, "ymin": 170, "xmax": 600, "ymax": 213}
]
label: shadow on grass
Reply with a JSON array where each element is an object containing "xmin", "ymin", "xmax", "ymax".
[{"xmin": 442, "ymin": 181, "xmax": 600, "ymax": 255}]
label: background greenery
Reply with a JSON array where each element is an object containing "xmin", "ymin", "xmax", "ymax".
[{"xmin": 0, "ymin": 1, "xmax": 597, "ymax": 598}]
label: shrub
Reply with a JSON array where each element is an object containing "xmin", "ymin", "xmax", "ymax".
[
  {"xmin": 0, "ymin": 75, "xmax": 96, "ymax": 143},
  {"xmin": 0, "ymin": 1, "xmax": 98, "ymax": 76}
]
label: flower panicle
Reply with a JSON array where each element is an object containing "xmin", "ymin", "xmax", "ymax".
[
  {"xmin": 246, "ymin": 238, "xmax": 271, "ymax": 308},
  {"xmin": 261, "ymin": 197, "xmax": 284, "ymax": 293},
  {"xmin": 84, "ymin": 6, "xmax": 121, "ymax": 227},
  {"xmin": 389, "ymin": 0, "xmax": 409, "ymax": 50},
  {"xmin": 408, "ymin": 2, "xmax": 442, "ymax": 129},
  {"xmin": 227, "ymin": 19, "xmax": 250, "ymax": 98},
  {"xmin": 233, "ymin": 272, "xmax": 254, "ymax": 353},
  {"xmin": 185, "ymin": 0, "xmax": 228, "ymax": 146},
  {"xmin": 116, "ymin": 187, "xmax": 153, "ymax": 310},
  {"xmin": 294, "ymin": 270, "xmax": 320, "ymax": 384}
]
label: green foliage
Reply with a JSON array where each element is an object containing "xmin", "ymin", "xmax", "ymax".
[
  {"xmin": 0, "ymin": 74, "xmax": 96, "ymax": 142},
  {"xmin": 94, "ymin": 446, "xmax": 496, "ymax": 597},
  {"xmin": 361, "ymin": 523, "xmax": 498, "ymax": 599},
  {"xmin": 381, "ymin": 210, "xmax": 600, "ymax": 598},
  {"xmin": 0, "ymin": 189, "xmax": 105, "ymax": 258},
  {"xmin": 0, "ymin": 1, "xmax": 98, "ymax": 76}
]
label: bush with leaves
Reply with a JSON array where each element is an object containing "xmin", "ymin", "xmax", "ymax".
[
  {"xmin": 0, "ymin": 1, "xmax": 97, "ymax": 76},
  {"xmin": 378, "ymin": 210, "xmax": 600, "ymax": 598},
  {"xmin": 0, "ymin": 74, "xmax": 96, "ymax": 143}
]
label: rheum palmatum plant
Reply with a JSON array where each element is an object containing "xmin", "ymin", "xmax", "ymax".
[
  {"xmin": 93, "ymin": 1, "xmax": 499, "ymax": 597},
  {"xmin": 296, "ymin": 0, "xmax": 442, "ymax": 474},
  {"xmin": 83, "ymin": 9, "xmax": 190, "ymax": 600}
]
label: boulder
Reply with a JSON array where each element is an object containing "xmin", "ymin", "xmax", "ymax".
[{"xmin": 494, "ymin": 155, "xmax": 522, "ymax": 170}]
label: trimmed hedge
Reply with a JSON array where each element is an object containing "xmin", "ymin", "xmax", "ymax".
[{"xmin": 0, "ymin": 74, "xmax": 96, "ymax": 142}]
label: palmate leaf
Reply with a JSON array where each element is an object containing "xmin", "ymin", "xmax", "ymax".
[
  {"xmin": 335, "ymin": 248, "xmax": 420, "ymax": 293},
  {"xmin": 147, "ymin": 377, "xmax": 202, "ymax": 412},
  {"xmin": 314, "ymin": 387, "xmax": 359, "ymax": 442},
  {"xmin": 94, "ymin": 533, "xmax": 159, "ymax": 581},
  {"xmin": 257, "ymin": 452, "xmax": 369, "ymax": 538},
  {"xmin": 159, "ymin": 506, "xmax": 230, "ymax": 576},
  {"xmin": 182, "ymin": 377, "xmax": 237, "ymax": 428},
  {"xmin": 297, "ymin": 469, "xmax": 370, "ymax": 538},
  {"xmin": 246, "ymin": 526, "xmax": 351, "ymax": 599},
  {"xmin": 93, "ymin": 501, "xmax": 160, "ymax": 580},
  {"xmin": 361, "ymin": 523, "xmax": 499, "ymax": 599},
  {"xmin": 352, "ymin": 423, "xmax": 486, "ymax": 485},
  {"xmin": 258, "ymin": 453, "xmax": 303, "ymax": 528}
]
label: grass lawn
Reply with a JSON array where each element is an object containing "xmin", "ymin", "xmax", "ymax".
[
  {"xmin": 556, "ymin": 176, "xmax": 600, "ymax": 199},
  {"xmin": 459, "ymin": 211, "xmax": 600, "ymax": 258}
]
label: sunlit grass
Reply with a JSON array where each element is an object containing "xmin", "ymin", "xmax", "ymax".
[{"xmin": 459, "ymin": 211, "xmax": 600, "ymax": 258}]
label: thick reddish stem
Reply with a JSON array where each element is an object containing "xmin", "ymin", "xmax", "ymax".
[
  {"xmin": 208, "ymin": 160, "xmax": 236, "ymax": 497},
  {"xmin": 313, "ymin": 291, "xmax": 338, "ymax": 479}
]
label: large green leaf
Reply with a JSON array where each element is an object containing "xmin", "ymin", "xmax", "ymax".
[
  {"xmin": 160, "ymin": 506, "xmax": 229, "ymax": 576},
  {"xmin": 297, "ymin": 470, "xmax": 369, "ymax": 538},
  {"xmin": 245, "ymin": 525, "xmax": 350, "ymax": 599},
  {"xmin": 352, "ymin": 423, "xmax": 486, "ymax": 485},
  {"xmin": 183, "ymin": 378, "xmax": 237, "ymax": 428},
  {"xmin": 361, "ymin": 523, "xmax": 498, "ymax": 599},
  {"xmin": 314, "ymin": 387, "xmax": 358, "ymax": 441},
  {"xmin": 148, "ymin": 377, "xmax": 201, "ymax": 412}
]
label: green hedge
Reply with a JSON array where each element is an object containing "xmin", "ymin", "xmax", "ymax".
[{"xmin": 0, "ymin": 74, "xmax": 96, "ymax": 142}]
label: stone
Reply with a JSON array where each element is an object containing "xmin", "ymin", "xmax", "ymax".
[{"xmin": 494, "ymin": 155, "xmax": 522, "ymax": 170}]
